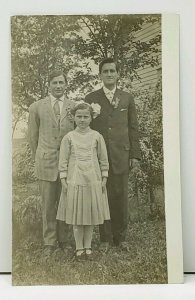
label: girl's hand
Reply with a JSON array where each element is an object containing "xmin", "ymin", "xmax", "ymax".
[
  {"xmin": 102, "ymin": 177, "xmax": 107, "ymax": 192},
  {"xmin": 61, "ymin": 178, "xmax": 68, "ymax": 192}
]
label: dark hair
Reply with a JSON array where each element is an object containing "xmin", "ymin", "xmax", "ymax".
[
  {"xmin": 71, "ymin": 102, "xmax": 93, "ymax": 117},
  {"xmin": 99, "ymin": 57, "xmax": 119, "ymax": 74},
  {"xmin": 48, "ymin": 70, "xmax": 67, "ymax": 84}
]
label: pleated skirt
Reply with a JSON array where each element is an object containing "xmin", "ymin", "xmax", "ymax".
[{"xmin": 56, "ymin": 183, "xmax": 110, "ymax": 225}]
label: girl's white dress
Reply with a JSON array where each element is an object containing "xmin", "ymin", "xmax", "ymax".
[{"xmin": 56, "ymin": 128, "xmax": 110, "ymax": 225}]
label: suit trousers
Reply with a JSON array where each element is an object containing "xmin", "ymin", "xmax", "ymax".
[
  {"xmin": 39, "ymin": 178, "xmax": 66, "ymax": 246},
  {"xmin": 99, "ymin": 168, "xmax": 129, "ymax": 244}
]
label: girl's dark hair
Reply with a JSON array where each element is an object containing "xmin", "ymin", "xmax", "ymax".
[{"xmin": 71, "ymin": 102, "xmax": 93, "ymax": 117}]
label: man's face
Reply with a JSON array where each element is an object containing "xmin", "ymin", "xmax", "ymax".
[
  {"xmin": 49, "ymin": 75, "xmax": 66, "ymax": 98},
  {"xmin": 100, "ymin": 63, "xmax": 119, "ymax": 88}
]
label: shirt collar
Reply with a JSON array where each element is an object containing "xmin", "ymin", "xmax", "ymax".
[
  {"xmin": 103, "ymin": 85, "xmax": 116, "ymax": 95},
  {"xmin": 50, "ymin": 94, "xmax": 64, "ymax": 105}
]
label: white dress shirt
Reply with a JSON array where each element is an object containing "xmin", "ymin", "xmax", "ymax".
[
  {"xmin": 103, "ymin": 85, "xmax": 116, "ymax": 103},
  {"xmin": 50, "ymin": 94, "xmax": 64, "ymax": 114}
]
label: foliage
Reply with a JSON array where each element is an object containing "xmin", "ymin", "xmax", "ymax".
[
  {"xmin": 11, "ymin": 15, "xmax": 161, "ymax": 111},
  {"xmin": 12, "ymin": 105, "xmax": 27, "ymax": 138},
  {"xmin": 12, "ymin": 183, "xmax": 167, "ymax": 285},
  {"xmin": 14, "ymin": 194, "xmax": 42, "ymax": 227},
  {"xmin": 12, "ymin": 16, "xmax": 167, "ymax": 285},
  {"xmin": 135, "ymin": 77, "xmax": 163, "ymax": 185},
  {"xmin": 75, "ymin": 15, "xmax": 161, "ymax": 79},
  {"xmin": 13, "ymin": 142, "xmax": 36, "ymax": 183},
  {"xmin": 12, "ymin": 183, "xmax": 42, "ymax": 256},
  {"xmin": 12, "ymin": 14, "xmax": 164, "ymax": 217},
  {"xmin": 128, "ymin": 78, "xmax": 164, "ymax": 219}
]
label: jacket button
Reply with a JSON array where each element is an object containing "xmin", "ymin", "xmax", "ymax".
[{"xmin": 108, "ymin": 128, "xmax": 111, "ymax": 130}]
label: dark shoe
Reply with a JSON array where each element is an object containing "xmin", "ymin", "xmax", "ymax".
[
  {"xmin": 113, "ymin": 237, "xmax": 120, "ymax": 247},
  {"xmin": 58, "ymin": 242, "xmax": 69, "ymax": 254},
  {"xmin": 119, "ymin": 241, "xmax": 130, "ymax": 252},
  {"xmin": 99, "ymin": 242, "xmax": 110, "ymax": 253}
]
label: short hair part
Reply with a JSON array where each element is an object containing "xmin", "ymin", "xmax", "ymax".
[
  {"xmin": 48, "ymin": 70, "xmax": 67, "ymax": 84},
  {"xmin": 71, "ymin": 102, "xmax": 93, "ymax": 117},
  {"xmin": 99, "ymin": 57, "xmax": 119, "ymax": 74}
]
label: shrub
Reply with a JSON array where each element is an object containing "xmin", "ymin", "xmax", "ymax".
[
  {"xmin": 13, "ymin": 142, "xmax": 36, "ymax": 183},
  {"xmin": 128, "ymin": 78, "xmax": 165, "ymax": 220},
  {"xmin": 13, "ymin": 193, "xmax": 42, "ymax": 246}
]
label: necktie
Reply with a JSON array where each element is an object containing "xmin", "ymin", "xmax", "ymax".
[
  {"xmin": 53, "ymin": 100, "xmax": 61, "ymax": 125},
  {"xmin": 106, "ymin": 91, "xmax": 114, "ymax": 103}
]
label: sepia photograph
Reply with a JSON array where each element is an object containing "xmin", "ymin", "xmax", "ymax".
[{"xmin": 12, "ymin": 14, "xmax": 167, "ymax": 285}]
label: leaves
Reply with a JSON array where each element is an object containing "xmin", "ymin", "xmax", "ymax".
[
  {"xmin": 12, "ymin": 15, "xmax": 161, "ymax": 108},
  {"xmin": 13, "ymin": 142, "xmax": 36, "ymax": 183},
  {"xmin": 13, "ymin": 181, "xmax": 167, "ymax": 285}
]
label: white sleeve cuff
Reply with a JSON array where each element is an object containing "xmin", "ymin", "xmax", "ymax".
[
  {"xmin": 60, "ymin": 172, "xmax": 67, "ymax": 179},
  {"xmin": 102, "ymin": 171, "xmax": 108, "ymax": 177}
]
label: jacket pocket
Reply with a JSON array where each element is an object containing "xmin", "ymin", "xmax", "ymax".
[{"xmin": 120, "ymin": 108, "xmax": 127, "ymax": 112}]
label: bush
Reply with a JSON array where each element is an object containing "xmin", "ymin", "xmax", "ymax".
[
  {"xmin": 13, "ymin": 193, "xmax": 42, "ymax": 249},
  {"xmin": 13, "ymin": 142, "xmax": 36, "ymax": 183},
  {"xmin": 128, "ymin": 78, "xmax": 165, "ymax": 220}
]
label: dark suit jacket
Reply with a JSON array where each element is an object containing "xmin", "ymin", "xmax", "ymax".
[
  {"xmin": 28, "ymin": 96, "xmax": 75, "ymax": 181},
  {"xmin": 85, "ymin": 88, "xmax": 141, "ymax": 174}
]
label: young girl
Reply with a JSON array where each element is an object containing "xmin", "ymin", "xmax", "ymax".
[{"xmin": 56, "ymin": 101, "xmax": 110, "ymax": 258}]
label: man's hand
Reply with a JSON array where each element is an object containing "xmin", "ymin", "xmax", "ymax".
[
  {"xmin": 61, "ymin": 178, "xmax": 68, "ymax": 192},
  {"xmin": 102, "ymin": 177, "xmax": 107, "ymax": 193},
  {"xmin": 129, "ymin": 158, "xmax": 140, "ymax": 169}
]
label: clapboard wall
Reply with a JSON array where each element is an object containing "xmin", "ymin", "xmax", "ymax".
[{"xmin": 132, "ymin": 20, "xmax": 161, "ymax": 91}]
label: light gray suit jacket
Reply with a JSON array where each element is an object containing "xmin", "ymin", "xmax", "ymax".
[{"xmin": 28, "ymin": 95, "xmax": 75, "ymax": 181}]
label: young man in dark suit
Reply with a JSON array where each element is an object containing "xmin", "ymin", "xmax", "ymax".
[{"xmin": 85, "ymin": 58, "xmax": 141, "ymax": 252}]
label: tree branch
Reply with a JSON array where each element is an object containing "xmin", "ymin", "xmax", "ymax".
[{"xmin": 80, "ymin": 17, "xmax": 105, "ymax": 57}]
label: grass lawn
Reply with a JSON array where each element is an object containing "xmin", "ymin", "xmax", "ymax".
[{"xmin": 12, "ymin": 182, "xmax": 167, "ymax": 286}]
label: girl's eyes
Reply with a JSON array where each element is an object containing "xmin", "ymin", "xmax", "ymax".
[{"xmin": 77, "ymin": 116, "xmax": 89, "ymax": 118}]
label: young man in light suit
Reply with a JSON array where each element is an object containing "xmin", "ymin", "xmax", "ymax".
[
  {"xmin": 28, "ymin": 70, "xmax": 75, "ymax": 256},
  {"xmin": 85, "ymin": 58, "xmax": 141, "ymax": 252}
]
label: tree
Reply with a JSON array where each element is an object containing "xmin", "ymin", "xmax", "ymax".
[
  {"xmin": 11, "ymin": 15, "xmax": 82, "ymax": 109},
  {"xmin": 12, "ymin": 15, "xmax": 161, "ymax": 111},
  {"xmin": 12, "ymin": 14, "xmax": 164, "ymax": 218},
  {"xmin": 12, "ymin": 105, "xmax": 27, "ymax": 138},
  {"xmin": 75, "ymin": 15, "xmax": 161, "ymax": 80}
]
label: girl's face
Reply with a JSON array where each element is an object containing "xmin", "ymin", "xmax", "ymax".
[{"xmin": 74, "ymin": 109, "xmax": 92, "ymax": 130}]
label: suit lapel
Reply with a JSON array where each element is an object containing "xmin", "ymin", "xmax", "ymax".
[
  {"xmin": 100, "ymin": 87, "xmax": 122, "ymax": 104},
  {"xmin": 60, "ymin": 97, "xmax": 72, "ymax": 122},
  {"xmin": 44, "ymin": 95, "xmax": 73, "ymax": 125},
  {"xmin": 99, "ymin": 88, "xmax": 124, "ymax": 112},
  {"xmin": 44, "ymin": 96, "xmax": 58, "ymax": 125},
  {"xmin": 114, "ymin": 88, "xmax": 120, "ymax": 98},
  {"xmin": 112, "ymin": 89, "xmax": 124, "ymax": 110},
  {"xmin": 99, "ymin": 88, "xmax": 114, "ymax": 111}
]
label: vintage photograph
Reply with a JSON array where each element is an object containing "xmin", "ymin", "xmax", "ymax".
[{"xmin": 12, "ymin": 14, "xmax": 167, "ymax": 285}]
